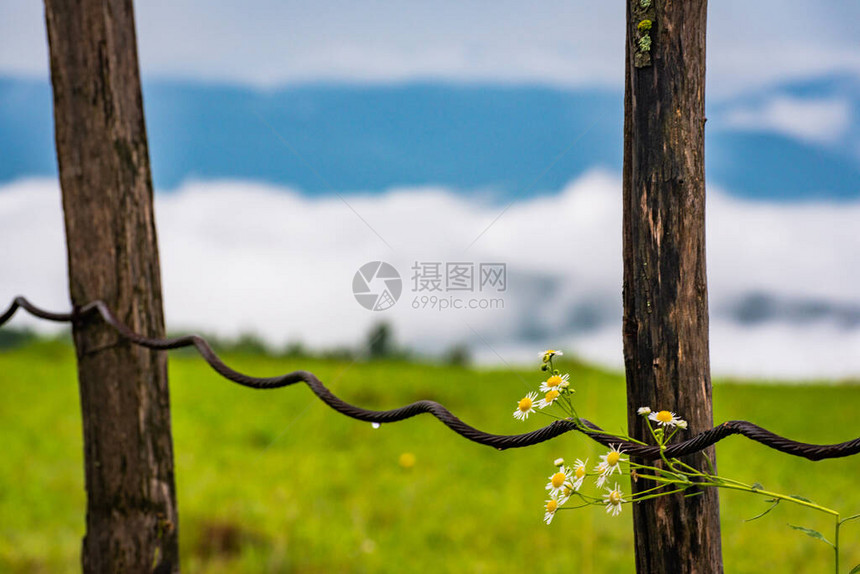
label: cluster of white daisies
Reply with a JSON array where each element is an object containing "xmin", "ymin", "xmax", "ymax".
[
  {"xmin": 515, "ymin": 350, "xmax": 692, "ymax": 524},
  {"xmin": 542, "ymin": 408, "xmax": 688, "ymax": 524},
  {"xmin": 513, "ymin": 350, "xmax": 571, "ymax": 421},
  {"xmin": 542, "ymin": 446, "xmax": 628, "ymax": 524}
]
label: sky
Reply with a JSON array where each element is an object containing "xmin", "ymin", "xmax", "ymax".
[
  {"xmin": 2, "ymin": 1, "xmax": 859, "ymax": 96},
  {"xmin": 1, "ymin": 1, "xmax": 859, "ymax": 380}
]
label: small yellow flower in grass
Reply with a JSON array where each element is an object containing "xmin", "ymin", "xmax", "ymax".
[
  {"xmin": 544, "ymin": 496, "xmax": 561, "ymax": 525},
  {"xmin": 537, "ymin": 389, "xmax": 561, "ymax": 409},
  {"xmin": 539, "ymin": 373, "xmax": 570, "ymax": 393},
  {"xmin": 398, "ymin": 452, "xmax": 416, "ymax": 469},
  {"xmin": 595, "ymin": 445, "xmax": 626, "ymax": 487},
  {"xmin": 540, "ymin": 349, "xmax": 563, "ymax": 363},
  {"xmin": 546, "ymin": 465, "xmax": 574, "ymax": 497},
  {"xmin": 603, "ymin": 483, "xmax": 626, "ymax": 517},
  {"xmin": 648, "ymin": 410, "xmax": 686, "ymax": 428},
  {"xmin": 637, "ymin": 406, "xmax": 651, "ymax": 416},
  {"xmin": 513, "ymin": 392, "xmax": 538, "ymax": 421}
]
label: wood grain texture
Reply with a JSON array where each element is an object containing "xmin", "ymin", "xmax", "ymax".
[
  {"xmin": 622, "ymin": 0, "xmax": 724, "ymax": 572},
  {"xmin": 44, "ymin": 1, "xmax": 179, "ymax": 571}
]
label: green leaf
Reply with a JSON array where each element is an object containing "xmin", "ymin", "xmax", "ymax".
[
  {"xmin": 745, "ymin": 499, "xmax": 779, "ymax": 522},
  {"xmin": 788, "ymin": 524, "xmax": 834, "ymax": 548},
  {"xmin": 848, "ymin": 564, "xmax": 860, "ymax": 574},
  {"xmin": 750, "ymin": 482, "xmax": 764, "ymax": 491},
  {"xmin": 788, "ymin": 494, "xmax": 813, "ymax": 503}
]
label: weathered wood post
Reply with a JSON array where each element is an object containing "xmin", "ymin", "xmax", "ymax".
[
  {"xmin": 621, "ymin": 0, "xmax": 723, "ymax": 571},
  {"xmin": 44, "ymin": 0, "xmax": 179, "ymax": 571}
]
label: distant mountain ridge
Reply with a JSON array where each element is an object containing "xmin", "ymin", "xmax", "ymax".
[{"xmin": 1, "ymin": 75, "xmax": 858, "ymax": 200}]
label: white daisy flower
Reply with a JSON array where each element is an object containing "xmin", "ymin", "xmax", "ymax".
[
  {"xmin": 648, "ymin": 410, "xmax": 686, "ymax": 428},
  {"xmin": 540, "ymin": 349, "xmax": 563, "ymax": 363},
  {"xmin": 571, "ymin": 458, "xmax": 588, "ymax": 491},
  {"xmin": 603, "ymin": 483, "xmax": 626, "ymax": 517},
  {"xmin": 637, "ymin": 406, "xmax": 651, "ymax": 416},
  {"xmin": 594, "ymin": 445, "xmax": 626, "ymax": 487},
  {"xmin": 537, "ymin": 389, "xmax": 561, "ymax": 409},
  {"xmin": 513, "ymin": 392, "xmax": 538, "ymax": 421},
  {"xmin": 545, "ymin": 465, "xmax": 574, "ymax": 497},
  {"xmin": 543, "ymin": 496, "xmax": 561, "ymax": 525},
  {"xmin": 558, "ymin": 484, "xmax": 575, "ymax": 506},
  {"xmin": 539, "ymin": 373, "xmax": 570, "ymax": 393}
]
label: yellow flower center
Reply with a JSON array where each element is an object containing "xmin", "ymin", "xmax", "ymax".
[
  {"xmin": 546, "ymin": 375, "xmax": 562, "ymax": 387},
  {"xmin": 656, "ymin": 410, "xmax": 673, "ymax": 423},
  {"xmin": 608, "ymin": 490, "xmax": 622, "ymax": 504},
  {"xmin": 544, "ymin": 390, "xmax": 560, "ymax": 402},
  {"xmin": 551, "ymin": 472, "xmax": 566, "ymax": 488},
  {"xmin": 546, "ymin": 499, "xmax": 558, "ymax": 513},
  {"xmin": 575, "ymin": 466, "xmax": 586, "ymax": 479},
  {"xmin": 518, "ymin": 397, "xmax": 533, "ymax": 412},
  {"xmin": 606, "ymin": 451, "xmax": 621, "ymax": 466}
]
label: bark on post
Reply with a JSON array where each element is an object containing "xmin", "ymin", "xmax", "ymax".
[
  {"xmin": 44, "ymin": 1, "xmax": 179, "ymax": 571},
  {"xmin": 621, "ymin": 0, "xmax": 723, "ymax": 572}
]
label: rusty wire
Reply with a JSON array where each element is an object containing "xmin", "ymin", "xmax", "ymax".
[{"xmin": 2, "ymin": 296, "xmax": 858, "ymax": 461}]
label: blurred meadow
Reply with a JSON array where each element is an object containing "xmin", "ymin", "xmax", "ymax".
[{"xmin": 1, "ymin": 339, "xmax": 858, "ymax": 573}]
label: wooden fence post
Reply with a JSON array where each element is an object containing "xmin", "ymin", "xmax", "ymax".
[
  {"xmin": 44, "ymin": 0, "xmax": 179, "ymax": 571},
  {"xmin": 621, "ymin": 0, "xmax": 724, "ymax": 571}
]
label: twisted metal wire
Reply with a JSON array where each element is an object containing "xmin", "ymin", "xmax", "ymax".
[{"xmin": 2, "ymin": 296, "xmax": 858, "ymax": 461}]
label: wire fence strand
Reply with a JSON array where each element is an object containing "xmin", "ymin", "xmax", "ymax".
[{"xmin": 2, "ymin": 296, "xmax": 858, "ymax": 461}]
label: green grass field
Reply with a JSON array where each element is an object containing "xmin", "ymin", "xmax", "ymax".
[{"xmin": 1, "ymin": 341, "xmax": 858, "ymax": 573}]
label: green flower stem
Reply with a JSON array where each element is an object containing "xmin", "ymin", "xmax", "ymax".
[
  {"xmin": 631, "ymin": 487, "xmax": 690, "ymax": 503},
  {"xmin": 646, "ymin": 419, "xmax": 663, "ymax": 446},
  {"xmin": 834, "ymin": 514, "xmax": 859, "ymax": 574},
  {"xmin": 699, "ymin": 481, "xmax": 837, "ymax": 517},
  {"xmin": 839, "ymin": 513, "xmax": 860, "ymax": 525},
  {"xmin": 835, "ymin": 515, "xmax": 839, "ymax": 573},
  {"xmin": 631, "ymin": 483, "xmax": 678, "ymax": 497},
  {"xmin": 673, "ymin": 459, "xmax": 706, "ymax": 476},
  {"xmin": 628, "ymin": 461, "xmax": 689, "ymax": 481},
  {"xmin": 558, "ymin": 502, "xmax": 594, "ymax": 511},
  {"xmin": 561, "ymin": 393, "xmax": 574, "ymax": 416},
  {"xmin": 665, "ymin": 427, "xmax": 680, "ymax": 443}
]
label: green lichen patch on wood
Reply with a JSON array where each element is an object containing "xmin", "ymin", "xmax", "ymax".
[{"xmin": 633, "ymin": 0, "xmax": 656, "ymax": 68}]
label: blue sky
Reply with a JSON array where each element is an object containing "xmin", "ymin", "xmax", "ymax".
[{"xmin": 1, "ymin": 1, "xmax": 858, "ymax": 379}]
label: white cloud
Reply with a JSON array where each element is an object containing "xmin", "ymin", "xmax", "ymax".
[
  {"xmin": 2, "ymin": 173, "xmax": 859, "ymax": 381},
  {"xmin": 723, "ymin": 96, "xmax": 852, "ymax": 144},
  {"xmin": 2, "ymin": 1, "xmax": 859, "ymax": 96}
]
